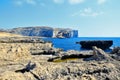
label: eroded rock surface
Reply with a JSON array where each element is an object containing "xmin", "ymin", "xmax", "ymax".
[{"xmin": 0, "ymin": 38, "xmax": 120, "ymax": 80}]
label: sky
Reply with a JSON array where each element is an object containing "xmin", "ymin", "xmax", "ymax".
[{"xmin": 0, "ymin": 0, "xmax": 120, "ymax": 37}]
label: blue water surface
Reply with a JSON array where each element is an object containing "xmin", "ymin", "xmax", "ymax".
[{"xmin": 43, "ymin": 37, "xmax": 120, "ymax": 51}]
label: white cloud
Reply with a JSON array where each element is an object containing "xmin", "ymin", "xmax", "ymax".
[
  {"xmin": 26, "ymin": 0, "xmax": 36, "ymax": 5},
  {"xmin": 97, "ymin": 0, "xmax": 107, "ymax": 5},
  {"xmin": 68, "ymin": 0, "xmax": 85, "ymax": 5},
  {"xmin": 72, "ymin": 8, "xmax": 104, "ymax": 17},
  {"xmin": 13, "ymin": 0, "xmax": 48, "ymax": 7},
  {"xmin": 53, "ymin": 0, "xmax": 64, "ymax": 4},
  {"xmin": 53, "ymin": 0, "xmax": 85, "ymax": 4},
  {"xmin": 14, "ymin": 0, "xmax": 23, "ymax": 6},
  {"xmin": 13, "ymin": 0, "xmax": 37, "ymax": 6}
]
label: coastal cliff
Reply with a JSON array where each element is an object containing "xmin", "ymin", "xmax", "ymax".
[
  {"xmin": 0, "ymin": 35, "xmax": 119, "ymax": 80},
  {"xmin": 9, "ymin": 26, "xmax": 78, "ymax": 38},
  {"xmin": 9, "ymin": 27, "xmax": 53, "ymax": 37},
  {"xmin": 53, "ymin": 28, "xmax": 78, "ymax": 38}
]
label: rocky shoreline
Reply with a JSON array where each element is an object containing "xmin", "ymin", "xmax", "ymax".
[{"xmin": 0, "ymin": 37, "xmax": 120, "ymax": 80}]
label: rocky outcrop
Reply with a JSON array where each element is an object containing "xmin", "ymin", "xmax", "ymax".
[
  {"xmin": 53, "ymin": 28, "xmax": 78, "ymax": 38},
  {"xmin": 0, "ymin": 37, "xmax": 53, "ymax": 61},
  {"xmin": 85, "ymin": 46, "xmax": 114, "ymax": 61},
  {"xmin": 77, "ymin": 40, "xmax": 113, "ymax": 50},
  {"xmin": 109, "ymin": 47, "xmax": 120, "ymax": 61},
  {"xmin": 9, "ymin": 26, "xmax": 78, "ymax": 38},
  {"xmin": 0, "ymin": 38, "xmax": 120, "ymax": 80}
]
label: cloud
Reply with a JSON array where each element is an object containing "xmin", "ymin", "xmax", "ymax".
[
  {"xmin": 53, "ymin": 0, "xmax": 64, "ymax": 4},
  {"xmin": 14, "ymin": 0, "xmax": 23, "ymax": 6},
  {"xmin": 97, "ymin": 0, "xmax": 107, "ymax": 5},
  {"xmin": 26, "ymin": 0, "xmax": 36, "ymax": 5},
  {"xmin": 53, "ymin": 0, "xmax": 85, "ymax": 4},
  {"xmin": 72, "ymin": 8, "xmax": 104, "ymax": 17},
  {"xmin": 13, "ymin": 0, "xmax": 37, "ymax": 6},
  {"xmin": 68, "ymin": 0, "xmax": 85, "ymax": 5}
]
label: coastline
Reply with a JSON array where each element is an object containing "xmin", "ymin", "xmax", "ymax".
[{"xmin": 0, "ymin": 36, "xmax": 120, "ymax": 80}]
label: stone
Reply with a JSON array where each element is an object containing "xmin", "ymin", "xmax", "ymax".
[
  {"xmin": 85, "ymin": 46, "xmax": 114, "ymax": 61},
  {"xmin": 109, "ymin": 47, "xmax": 120, "ymax": 61},
  {"xmin": 110, "ymin": 47, "xmax": 120, "ymax": 55},
  {"xmin": 0, "ymin": 37, "xmax": 120, "ymax": 80},
  {"xmin": 48, "ymin": 50, "xmax": 93, "ymax": 62},
  {"xmin": 77, "ymin": 40, "xmax": 113, "ymax": 50},
  {"xmin": 15, "ymin": 61, "xmax": 36, "ymax": 73}
]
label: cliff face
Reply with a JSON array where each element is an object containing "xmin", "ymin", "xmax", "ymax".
[
  {"xmin": 9, "ymin": 27, "xmax": 78, "ymax": 38},
  {"xmin": 9, "ymin": 27, "xmax": 53, "ymax": 37},
  {"xmin": 53, "ymin": 28, "xmax": 78, "ymax": 38}
]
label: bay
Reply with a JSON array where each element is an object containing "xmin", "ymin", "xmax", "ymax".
[{"xmin": 43, "ymin": 37, "xmax": 120, "ymax": 51}]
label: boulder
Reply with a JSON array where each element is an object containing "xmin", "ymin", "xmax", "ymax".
[
  {"xmin": 109, "ymin": 47, "xmax": 120, "ymax": 61},
  {"xmin": 77, "ymin": 40, "xmax": 113, "ymax": 50},
  {"xmin": 85, "ymin": 46, "xmax": 114, "ymax": 61},
  {"xmin": 110, "ymin": 47, "xmax": 120, "ymax": 56}
]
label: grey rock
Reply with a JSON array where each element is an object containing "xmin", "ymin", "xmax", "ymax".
[
  {"xmin": 9, "ymin": 27, "xmax": 53, "ymax": 37},
  {"xmin": 8, "ymin": 26, "xmax": 78, "ymax": 38},
  {"xmin": 110, "ymin": 47, "xmax": 120, "ymax": 61},
  {"xmin": 53, "ymin": 28, "xmax": 78, "ymax": 38},
  {"xmin": 48, "ymin": 50, "xmax": 93, "ymax": 62},
  {"xmin": 85, "ymin": 46, "xmax": 114, "ymax": 61},
  {"xmin": 77, "ymin": 40, "xmax": 113, "ymax": 50}
]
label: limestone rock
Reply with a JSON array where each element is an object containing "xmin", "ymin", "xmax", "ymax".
[
  {"xmin": 0, "ymin": 71, "xmax": 26, "ymax": 80},
  {"xmin": 110, "ymin": 47, "xmax": 120, "ymax": 61},
  {"xmin": 48, "ymin": 50, "xmax": 93, "ymax": 62},
  {"xmin": 8, "ymin": 26, "xmax": 78, "ymax": 38},
  {"xmin": 85, "ymin": 46, "xmax": 114, "ymax": 61},
  {"xmin": 77, "ymin": 40, "xmax": 113, "ymax": 50},
  {"xmin": 53, "ymin": 28, "xmax": 78, "ymax": 38},
  {"xmin": 9, "ymin": 27, "xmax": 53, "ymax": 37},
  {"xmin": 0, "ymin": 42, "xmax": 53, "ymax": 61}
]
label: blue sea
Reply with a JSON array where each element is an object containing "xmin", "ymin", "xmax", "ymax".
[{"xmin": 43, "ymin": 37, "xmax": 120, "ymax": 51}]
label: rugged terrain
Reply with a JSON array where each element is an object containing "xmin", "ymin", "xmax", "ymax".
[
  {"xmin": 8, "ymin": 26, "xmax": 78, "ymax": 38},
  {"xmin": 0, "ymin": 32, "xmax": 119, "ymax": 80}
]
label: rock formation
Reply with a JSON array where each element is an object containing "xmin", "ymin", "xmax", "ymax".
[
  {"xmin": 8, "ymin": 26, "xmax": 78, "ymax": 38},
  {"xmin": 109, "ymin": 47, "xmax": 120, "ymax": 61},
  {"xmin": 85, "ymin": 46, "xmax": 114, "ymax": 61},
  {"xmin": 9, "ymin": 27, "xmax": 53, "ymax": 37},
  {"xmin": 0, "ymin": 37, "xmax": 120, "ymax": 80},
  {"xmin": 0, "ymin": 37, "xmax": 53, "ymax": 61},
  {"xmin": 53, "ymin": 28, "xmax": 78, "ymax": 38},
  {"xmin": 77, "ymin": 40, "xmax": 113, "ymax": 50},
  {"xmin": 48, "ymin": 50, "xmax": 93, "ymax": 62}
]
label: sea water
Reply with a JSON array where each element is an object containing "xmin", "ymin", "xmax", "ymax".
[{"xmin": 43, "ymin": 37, "xmax": 120, "ymax": 51}]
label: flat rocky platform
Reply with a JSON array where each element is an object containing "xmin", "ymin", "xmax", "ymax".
[{"xmin": 0, "ymin": 37, "xmax": 120, "ymax": 80}]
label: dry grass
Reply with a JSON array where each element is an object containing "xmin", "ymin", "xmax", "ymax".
[{"xmin": 0, "ymin": 32, "xmax": 22, "ymax": 37}]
